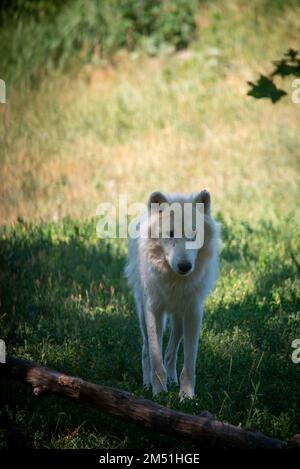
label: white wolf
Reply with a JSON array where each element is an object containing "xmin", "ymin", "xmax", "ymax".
[{"xmin": 125, "ymin": 190, "xmax": 220, "ymax": 399}]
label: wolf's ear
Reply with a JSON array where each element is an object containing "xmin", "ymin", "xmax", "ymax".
[
  {"xmin": 148, "ymin": 191, "xmax": 168, "ymax": 211},
  {"xmin": 194, "ymin": 189, "xmax": 211, "ymax": 214}
]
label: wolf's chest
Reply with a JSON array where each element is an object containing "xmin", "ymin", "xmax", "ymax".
[{"xmin": 153, "ymin": 278, "xmax": 200, "ymax": 312}]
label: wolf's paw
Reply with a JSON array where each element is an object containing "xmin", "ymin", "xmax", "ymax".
[
  {"xmin": 167, "ymin": 371, "xmax": 178, "ymax": 386},
  {"xmin": 142, "ymin": 373, "xmax": 151, "ymax": 388},
  {"xmin": 179, "ymin": 371, "xmax": 195, "ymax": 401},
  {"xmin": 179, "ymin": 386, "xmax": 194, "ymax": 401},
  {"xmin": 165, "ymin": 357, "xmax": 178, "ymax": 385},
  {"xmin": 142, "ymin": 382, "xmax": 151, "ymax": 390},
  {"xmin": 152, "ymin": 380, "xmax": 168, "ymax": 395},
  {"xmin": 151, "ymin": 369, "xmax": 167, "ymax": 395}
]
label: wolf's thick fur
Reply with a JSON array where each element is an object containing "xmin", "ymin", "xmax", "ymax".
[{"xmin": 125, "ymin": 190, "xmax": 220, "ymax": 399}]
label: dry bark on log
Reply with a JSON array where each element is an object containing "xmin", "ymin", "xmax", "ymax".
[{"xmin": 0, "ymin": 355, "xmax": 297, "ymax": 449}]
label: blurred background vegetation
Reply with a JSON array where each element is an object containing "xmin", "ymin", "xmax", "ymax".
[
  {"xmin": 1, "ymin": 0, "xmax": 300, "ymax": 224},
  {"xmin": 1, "ymin": 0, "xmax": 199, "ymax": 85},
  {"xmin": 0, "ymin": 0, "xmax": 300, "ymax": 449}
]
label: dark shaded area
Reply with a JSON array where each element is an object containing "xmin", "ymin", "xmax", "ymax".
[
  {"xmin": 271, "ymin": 49, "xmax": 300, "ymax": 78},
  {"xmin": 247, "ymin": 49, "xmax": 299, "ymax": 103},
  {"xmin": 247, "ymin": 75, "xmax": 287, "ymax": 103},
  {"xmin": 0, "ymin": 414, "xmax": 28, "ymax": 448},
  {"xmin": 1, "ymin": 356, "xmax": 289, "ymax": 449},
  {"xmin": 0, "ymin": 220, "xmax": 195, "ymax": 448},
  {"xmin": 0, "ymin": 218, "xmax": 299, "ymax": 447}
]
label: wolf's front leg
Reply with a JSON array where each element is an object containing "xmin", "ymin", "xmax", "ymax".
[
  {"xmin": 137, "ymin": 302, "xmax": 151, "ymax": 387},
  {"xmin": 179, "ymin": 306, "xmax": 204, "ymax": 400},
  {"xmin": 145, "ymin": 304, "xmax": 167, "ymax": 395},
  {"xmin": 164, "ymin": 314, "xmax": 183, "ymax": 385}
]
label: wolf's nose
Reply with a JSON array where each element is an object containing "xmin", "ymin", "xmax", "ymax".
[{"xmin": 177, "ymin": 261, "xmax": 192, "ymax": 274}]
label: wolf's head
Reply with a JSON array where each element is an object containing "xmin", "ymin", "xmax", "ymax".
[{"xmin": 145, "ymin": 190, "xmax": 214, "ymax": 277}]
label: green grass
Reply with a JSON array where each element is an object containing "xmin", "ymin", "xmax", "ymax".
[
  {"xmin": 1, "ymin": 1, "xmax": 300, "ymax": 224},
  {"xmin": 1, "ymin": 216, "xmax": 299, "ymax": 448},
  {"xmin": 0, "ymin": 0, "xmax": 300, "ymax": 449}
]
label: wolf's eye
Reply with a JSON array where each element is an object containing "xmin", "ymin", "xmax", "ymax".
[{"xmin": 169, "ymin": 230, "xmax": 174, "ymax": 238}]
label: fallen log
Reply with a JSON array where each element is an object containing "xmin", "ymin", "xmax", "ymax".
[{"xmin": 0, "ymin": 355, "xmax": 297, "ymax": 449}]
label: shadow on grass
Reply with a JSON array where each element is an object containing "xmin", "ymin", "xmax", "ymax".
[
  {"xmin": 202, "ymin": 251, "xmax": 300, "ymax": 430},
  {"xmin": 0, "ymin": 221, "xmax": 146, "ymax": 447},
  {"xmin": 247, "ymin": 49, "xmax": 300, "ymax": 103},
  {"xmin": 0, "ymin": 218, "xmax": 299, "ymax": 447}
]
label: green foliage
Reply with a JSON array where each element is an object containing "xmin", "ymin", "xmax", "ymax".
[
  {"xmin": 0, "ymin": 217, "xmax": 299, "ymax": 447},
  {"xmin": 0, "ymin": 0, "xmax": 198, "ymax": 84},
  {"xmin": 121, "ymin": 0, "xmax": 198, "ymax": 50}
]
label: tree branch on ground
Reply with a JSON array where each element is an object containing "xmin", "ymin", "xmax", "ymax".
[{"xmin": 1, "ymin": 356, "xmax": 299, "ymax": 449}]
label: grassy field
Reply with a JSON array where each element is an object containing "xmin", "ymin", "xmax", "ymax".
[{"xmin": 1, "ymin": 0, "xmax": 300, "ymax": 448}]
